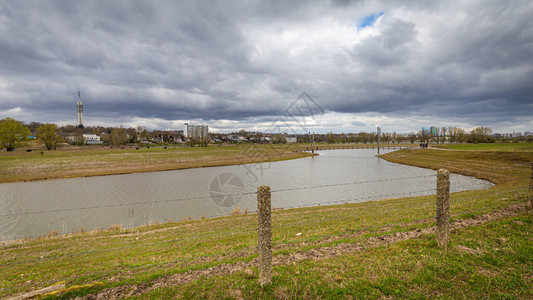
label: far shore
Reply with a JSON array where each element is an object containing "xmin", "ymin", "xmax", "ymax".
[
  {"xmin": 2, "ymin": 142, "xmax": 407, "ymax": 184},
  {"xmin": 3, "ymin": 142, "xmax": 531, "ymax": 184},
  {"xmin": 0, "ymin": 143, "xmax": 315, "ymax": 183}
]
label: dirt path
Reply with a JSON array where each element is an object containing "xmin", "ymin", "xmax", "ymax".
[{"xmin": 76, "ymin": 202, "xmax": 528, "ymax": 299}]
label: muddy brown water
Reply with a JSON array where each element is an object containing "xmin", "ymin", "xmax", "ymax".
[{"xmin": 0, "ymin": 149, "xmax": 492, "ymax": 240}]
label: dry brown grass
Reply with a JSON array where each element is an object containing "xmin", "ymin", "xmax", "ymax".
[
  {"xmin": 0, "ymin": 144, "xmax": 313, "ymax": 183},
  {"xmin": 45, "ymin": 230, "xmax": 59, "ymax": 238},
  {"xmin": 231, "ymin": 207, "xmax": 241, "ymax": 215},
  {"xmin": 108, "ymin": 224, "xmax": 122, "ymax": 231}
]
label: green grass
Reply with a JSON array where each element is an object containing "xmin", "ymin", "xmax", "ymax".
[
  {"xmin": 147, "ymin": 215, "xmax": 532, "ymax": 299},
  {"xmin": 1, "ymin": 147, "xmax": 531, "ymax": 299},
  {"xmin": 432, "ymin": 142, "xmax": 533, "ymax": 152}
]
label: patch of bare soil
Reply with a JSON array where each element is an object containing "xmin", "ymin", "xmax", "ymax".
[
  {"xmin": 456, "ymin": 245, "xmax": 481, "ymax": 255},
  {"xmin": 76, "ymin": 203, "xmax": 527, "ymax": 299},
  {"xmin": 477, "ymin": 268, "xmax": 500, "ymax": 277},
  {"xmin": 451, "ymin": 203, "xmax": 526, "ymax": 229}
]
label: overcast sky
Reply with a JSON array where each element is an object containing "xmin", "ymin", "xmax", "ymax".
[{"xmin": 0, "ymin": 0, "xmax": 531, "ymax": 134}]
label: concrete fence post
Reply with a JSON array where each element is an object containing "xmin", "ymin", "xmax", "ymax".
[
  {"xmin": 257, "ymin": 185, "xmax": 272, "ymax": 286},
  {"xmin": 436, "ymin": 169, "xmax": 450, "ymax": 248}
]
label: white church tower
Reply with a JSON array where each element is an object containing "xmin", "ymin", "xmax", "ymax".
[{"xmin": 76, "ymin": 90, "xmax": 83, "ymax": 128}]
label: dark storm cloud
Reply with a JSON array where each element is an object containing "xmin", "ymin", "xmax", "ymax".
[
  {"xmin": 0, "ymin": 0, "xmax": 531, "ymax": 132},
  {"xmin": 325, "ymin": 0, "xmax": 533, "ymax": 126}
]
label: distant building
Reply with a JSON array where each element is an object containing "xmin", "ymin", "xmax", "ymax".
[
  {"xmin": 83, "ymin": 134, "xmax": 102, "ymax": 145},
  {"xmin": 286, "ymin": 136, "xmax": 297, "ymax": 143},
  {"xmin": 168, "ymin": 130, "xmax": 184, "ymax": 143},
  {"xmin": 184, "ymin": 123, "xmax": 209, "ymax": 141},
  {"xmin": 422, "ymin": 126, "xmax": 437, "ymax": 135}
]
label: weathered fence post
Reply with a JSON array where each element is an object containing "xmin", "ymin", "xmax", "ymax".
[
  {"xmin": 436, "ymin": 169, "xmax": 450, "ymax": 248},
  {"xmin": 257, "ymin": 185, "xmax": 272, "ymax": 286}
]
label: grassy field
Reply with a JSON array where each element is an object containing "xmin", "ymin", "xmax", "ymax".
[
  {"xmin": 0, "ymin": 144, "xmax": 311, "ymax": 183},
  {"xmin": 432, "ymin": 142, "xmax": 533, "ymax": 152},
  {"xmin": 0, "ymin": 145, "xmax": 531, "ymax": 298},
  {"xmin": 0, "ymin": 143, "xmax": 406, "ymax": 183}
]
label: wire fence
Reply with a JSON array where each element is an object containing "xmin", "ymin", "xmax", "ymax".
[
  {"xmin": 293, "ymin": 145, "xmax": 409, "ymax": 152},
  {"xmin": 2, "ymin": 185, "xmax": 524, "ymax": 270},
  {"xmin": 1, "ymin": 171, "xmax": 529, "ymax": 297},
  {"xmin": 0, "ymin": 173, "xmax": 444, "ymax": 242},
  {"xmin": 1, "ymin": 172, "xmax": 492, "ymax": 242},
  {"xmin": 0, "ymin": 174, "xmax": 436, "ymax": 218}
]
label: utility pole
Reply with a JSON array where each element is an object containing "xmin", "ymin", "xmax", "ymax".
[
  {"xmin": 377, "ymin": 126, "xmax": 381, "ymax": 155},
  {"xmin": 310, "ymin": 132, "xmax": 314, "ymax": 154}
]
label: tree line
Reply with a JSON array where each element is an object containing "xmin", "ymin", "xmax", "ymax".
[
  {"xmin": 1, "ymin": 117, "xmax": 529, "ymax": 151},
  {"xmin": 0, "ymin": 118, "xmax": 186, "ymax": 151},
  {"xmin": 314, "ymin": 126, "xmax": 497, "ymax": 144}
]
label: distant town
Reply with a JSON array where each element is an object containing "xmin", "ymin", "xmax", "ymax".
[
  {"xmin": 2, "ymin": 118, "xmax": 532, "ymax": 152},
  {"xmin": 0, "ymin": 93, "xmax": 531, "ymax": 151}
]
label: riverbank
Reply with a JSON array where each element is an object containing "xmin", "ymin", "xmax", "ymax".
[
  {"xmin": 0, "ymin": 143, "xmax": 406, "ymax": 183},
  {"xmin": 431, "ymin": 142, "xmax": 533, "ymax": 152},
  {"xmin": 0, "ymin": 144, "xmax": 312, "ymax": 183},
  {"xmin": 1, "ymin": 146, "xmax": 531, "ymax": 299}
]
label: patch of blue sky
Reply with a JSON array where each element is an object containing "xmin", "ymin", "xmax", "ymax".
[{"xmin": 359, "ymin": 12, "xmax": 384, "ymax": 28}]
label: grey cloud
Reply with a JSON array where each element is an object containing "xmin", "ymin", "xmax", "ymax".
[
  {"xmin": 351, "ymin": 19, "xmax": 417, "ymax": 67},
  {"xmin": 0, "ymin": 0, "xmax": 531, "ymax": 133}
]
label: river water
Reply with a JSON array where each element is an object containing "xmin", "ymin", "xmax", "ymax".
[{"xmin": 0, "ymin": 149, "xmax": 493, "ymax": 240}]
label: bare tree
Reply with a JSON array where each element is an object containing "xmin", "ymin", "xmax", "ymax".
[
  {"xmin": 408, "ymin": 133, "xmax": 417, "ymax": 144},
  {"xmin": 448, "ymin": 126, "xmax": 455, "ymax": 143},
  {"xmin": 441, "ymin": 127, "xmax": 447, "ymax": 144},
  {"xmin": 111, "ymin": 127, "xmax": 128, "ymax": 146},
  {"xmin": 456, "ymin": 128, "xmax": 467, "ymax": 143},
  {"xmin": 468, "ymin": 126, "xmax": 494, "ymax": 143},
  {"xmin": 325, "ymin": 132, "xmax": 337, "ymax": 144}
]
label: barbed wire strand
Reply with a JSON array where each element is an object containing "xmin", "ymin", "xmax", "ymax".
[
  {"xmin": 9, "ymin": 188, "xmax": 528, "ymax": 246},
  {"xmin": 0, "ymin": 179, "xmax": 503, "ymax": 241},
  {"xmin": 275, "ymin": 186, "xmax": 525, "ymax": 214},
  {"xmin": 0, "ymin": 192, "xmax": 258, "ymax": 217},
  {"xmin": 269, "ymin": 187, "xmax": 525, "ymax": 230},
  {"xmin": 1, "ymin": 174, "xmax": 437, "ymax": 217},
  {"xmin": 270, "ymin": 174, "xmax": 436, "ymax": 193},
  {"xmin": 0, "ymin": 188, "xmax": 437, "ymax": 266}
]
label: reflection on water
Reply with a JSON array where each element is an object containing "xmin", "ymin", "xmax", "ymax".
[{"xmin": 0, "ymin": 149, "xmax": 493, "ymax": 240}]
